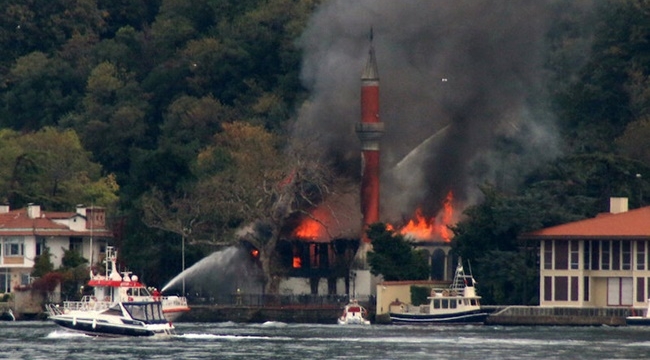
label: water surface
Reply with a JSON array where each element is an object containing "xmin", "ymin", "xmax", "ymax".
[{"xmin": 2, "ymin": 321, "xmax": 650, "ymax": 359}]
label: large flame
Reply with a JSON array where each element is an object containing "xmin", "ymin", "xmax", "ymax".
[
  {"xmin": 395, "ymin": 191, "xmax": 455, "ymax": 242},
  {"xmin": 293, "ymin": 217, "xmax": 323, "ymax": 240},
  {"xmin": 292, "ymin": 191, "xmax": 456, "ymax": 243}
]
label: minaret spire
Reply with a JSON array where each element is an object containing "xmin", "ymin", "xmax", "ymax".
[
  {"xmin": 355, "ymin": 28, "xmax": 384, "ymax": 266},
  {"xmin": 362, "ymin": 28, "xmax": 379, "ymax": 81}
]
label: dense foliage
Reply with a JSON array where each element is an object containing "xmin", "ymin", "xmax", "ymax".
[{"xmin": 367, "ymin": 224, "xmax": 430, "ymax": 281}]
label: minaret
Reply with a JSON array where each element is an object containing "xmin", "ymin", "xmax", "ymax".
[{"xmin": 355, "ymin": 30, "xmax": 384, "ymax": 266}]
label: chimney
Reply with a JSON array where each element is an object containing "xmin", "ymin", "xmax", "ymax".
[
  {"xmin": 27, "ymin": 203, "xmax": 41, "ymax": 219},
  {"xmin": 610, "ymin": 197, "xmax": 629, "ymax": 214},
  {"xmin": 86, "ymin": 207, "xmax": 106, "ymax": 229},
  {"xmin": 0, "ymin": 204, "xmax": 8, "ymax": 214},
  {"xmin": 354, "ymin": 30, "xmax": 385, "ymax": 264}
]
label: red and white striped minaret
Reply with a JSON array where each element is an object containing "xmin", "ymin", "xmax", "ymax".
[{"xmin": 355, "ymin": 30, "xmax": 384, "ymax": 264}]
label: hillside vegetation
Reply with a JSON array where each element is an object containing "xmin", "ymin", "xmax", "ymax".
[{"xmin": 0, "ymin": 0, "xmax": 649, "ymax": 301}]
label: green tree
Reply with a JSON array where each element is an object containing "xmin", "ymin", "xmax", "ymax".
[
  {"xmin": 555, "ymin": 0, "xmax": 650, "ymax": 153},
  {"xmin": 59, "ymin": 249, "xmax": 89, "ymax": 301},
  {"xmin": 2, "ymin": 52, "xmax": 83, "ymax": 130},
  {"xmin": 367, "ymin": 223, "xmax": 429, "ymax": 281},
  {"xmin": 31, "ymin": 248, "xmax": 54, "ymax": 278},
  {"xmin": 4, "ymin": 127, "xmax": 119, "ymax": 209},
  {"xmin": 142, "ymin": 122, "xmax": 335, "ymax": 293},
  {"xmin": 63, "ymin": 61, "xmax": 150, "ymax": 176}
]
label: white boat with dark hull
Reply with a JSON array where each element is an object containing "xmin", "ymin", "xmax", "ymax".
[
  {"xmin": 0, "ymin": 308, "xmax": 15, "ymax": 321},
  {"xmin": 338, "ymin": 300, "xmax": 371, "ymax": 325},
  {"xmin": 47, "ymin": 301, "xmax": 174, "ymax": 337},
  {"xmin": 389, "ymin": 263, "xmax": 488, "ymax": 324},
  {"xmin": 626, "ymin": 299, "xmax": 650, "ymax": 326},
  {"xmin": 56, "ymin": 247, "xmax": 189, "ymax": 322}
]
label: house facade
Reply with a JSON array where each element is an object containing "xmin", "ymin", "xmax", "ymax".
[
  {"xmin": 0, "ymin": 204, "xmax": 113, "ymax": 294},
  {"xmin": 522, "ymin": 197, "xmax": 650, "ymax": 308}
]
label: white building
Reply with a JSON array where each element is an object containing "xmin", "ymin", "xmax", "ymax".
[{"xmin": 0, "ymin": 204, "xmax": 112, "ymax": 294}]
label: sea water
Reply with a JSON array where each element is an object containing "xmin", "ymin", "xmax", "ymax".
[{"xmin": 2, "ymin": 321, "xmax": 650, "ymax": 359}]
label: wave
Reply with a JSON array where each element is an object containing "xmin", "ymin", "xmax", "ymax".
[{"xmin": 45, "ymin": 331, "xmax": 90, "ymax": 339}]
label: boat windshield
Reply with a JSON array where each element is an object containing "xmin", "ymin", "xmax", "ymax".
[
  {"xmin": 103, "ymin": 303, "xmax": 124, "ymax": 316},
  {"xmin": 123, "ymin": 302, "xmax": 167, "ymax": 323}
]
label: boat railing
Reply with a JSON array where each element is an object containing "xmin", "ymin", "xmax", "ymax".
[
  {"xmin": 63, "ymin": 298, "xmax": 112, "ymax": 312},
  {"xmin": 162, "ymin": 296, "xmax": 188, "ymax": 308},
  {"xmin": 45, "ymin": 303, "xmax": 64, "ymax": 316}
]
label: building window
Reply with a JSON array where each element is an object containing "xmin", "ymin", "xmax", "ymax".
[
  {"xmin": 544, "ymin": 276, "xmax": 552, "ymax": 301},
  {"xmin": 3, "ymin": 237, "xmax": 24, "ymax": 257},
  {"xmin": 591, "ymin": 241, "xmax": 599, "ymax": 270},
  {"xmin": 570, "ymin": 276, "xmax": 579, "ymax": 301},
  {"xmin": 601, "ymin": 241, "xmax": 610, "ymax": 270},
  {"xmin": 36, "ymin": 237, "xmax": 46, "ymax": 256},
  {"xmin": 637, "ymin": 241, "xmax": 646, "ymax": 271},
  {"xmin": 583, "ymin": 241, "xmax": 590, "ymax": 270},
  {"xmin": 637, "ymin": 277, "xmax": 646, "ymax": 303},
  {"xmin": 612, "ymin": 240, "xmax": 620, "ymax": 270},
  {"xmin": 555, "ymin": 276, "xmax": 568, "ymax": 301},
  {"xmin": 607, "ymin": 277, "xmax": 633, "ymax": 306},
  {"xmin": 622, "ymin": 241, "xmax": 631, "ymax": 270},
  {"xmin": 583, "ymin": 277, "xmax": 589, "ymax": 301},
  {"xmin": 555, "ymin": 241, "xmax": 568, "ymax": 270},
  {"xmin": 570, "ymin": 241, "xmax": 579, "ymax": 270},
  {"xmin": 69, "ymin": 237, "xmax": 83, "ymax": 254},
  {"xmin": 309, "ymin": 244, "xmax": 320, "ymax": 268},
  {"xmin": 0, "ymin": 269, "xmax": 9, "ymax": 293},
  {"xmin": 20, "ymin": 273, "xmax": 30, "ymax": 286},
  {"xmin": 544, "ymin": 240, "xmax": 553, "ymax": 270}
]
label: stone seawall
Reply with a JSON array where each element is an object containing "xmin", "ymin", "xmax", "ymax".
[
  {"xmin": 180, "ymin": 305, "xmax": 342, "ymax": 324},
  {"xmin": 180, "ymin": 305, "xmax": 631, "ymax": 326},
  {"xmin": 483, "ymin": 306, "xmax": 630, "ymax": 326}
]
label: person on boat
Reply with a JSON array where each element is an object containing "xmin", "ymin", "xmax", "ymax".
[{"xmin": 152, "ymin": 288, "xmax": 161, "ymax": 301}]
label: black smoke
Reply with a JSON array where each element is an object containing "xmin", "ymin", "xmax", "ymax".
[{"xmin": 292, "ymin": 0, "xmax": 592, "ymax": 222}]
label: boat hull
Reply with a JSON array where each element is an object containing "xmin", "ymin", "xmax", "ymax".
[
  {"xmin": 389, "ymin": 309, "xmax": 488, "ymax": 324},
  {"xmin": 625, "ymin": 316, "xmax": 650, "ymax": 326},
  {"xmin": 163, "ymin": 307, "xmax": 191, "ymax": 322},
  {"xmin": 50, "ymin": 316, "xmax": 173, "ymax": 337},
  {"xmin": 338, "ymin": 318, "xmax": 371, "ymax": 325}
]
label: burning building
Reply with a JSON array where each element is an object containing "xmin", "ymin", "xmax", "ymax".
[{"xmin": 276, "ymin": 34, "xmax": 459, "ymax": 297}]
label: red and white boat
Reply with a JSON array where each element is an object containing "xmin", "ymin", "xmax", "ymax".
[
  {"xmin": 60, "ymin": 247, "xmax": 190, "ymax": 322},
  {"xmin": 338, "ymin": 300, "xmax": 371, "ymax": 325}
]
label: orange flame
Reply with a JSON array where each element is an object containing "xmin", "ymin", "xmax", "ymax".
[
  {"xmin": 293, "ymin": 218, "xmax": 322, "ymax": 239},
  {"xmin": 394, "ymin": 191, "xmax": 455, "ymax": 242},
  {"xmin": 293, "ymin": 256, "xmax": 302, "ymax": 268}
]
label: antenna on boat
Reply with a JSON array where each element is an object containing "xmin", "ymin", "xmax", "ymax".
[{"xmin": 90, "ymin": 204, "xmax": 93, "ymax": 277}]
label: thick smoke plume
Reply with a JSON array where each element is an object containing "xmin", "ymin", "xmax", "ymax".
[{"xmin": 293, "ymin": 0, "xmax": 584, "ymax": 223}]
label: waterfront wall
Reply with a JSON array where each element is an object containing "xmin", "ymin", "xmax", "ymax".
[
  {"xmin": 484, "ymin": 305, "xmax": 630, "ymax": 326},
  {"xmin": 180, "ymin": 304, "xmax": 631, "ymax": 326},
  {"xmin": 181, "ymin": 304, "xmax": 342, "ymax": 324}
]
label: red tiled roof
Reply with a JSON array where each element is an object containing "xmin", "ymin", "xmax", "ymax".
[
  {"xmin": 0, "ymin": 208, "xmax": 112, "ymax": 237},
  {"xmin": 521, "ymin": 206, "xmax": 650, "ymax": 240}
]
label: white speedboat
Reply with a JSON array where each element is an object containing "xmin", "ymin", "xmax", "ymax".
[
  {"xmin": 626, "ymin": 299, "xmax": 650, "ymax": 325},
  {"xmin": 338, "ymin": 300, "xmax": 371, "ymax": 325},
  {"xmin": 389, "ymin": 263, "xmax": 488, "ymax": 324},
  {"xmin": 58, "ymin": 246, "xmax": 190, "ymax": 322},
  {"xmin": 47, "ymin": 301, "xmax": 174, "ymax": 337}
]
